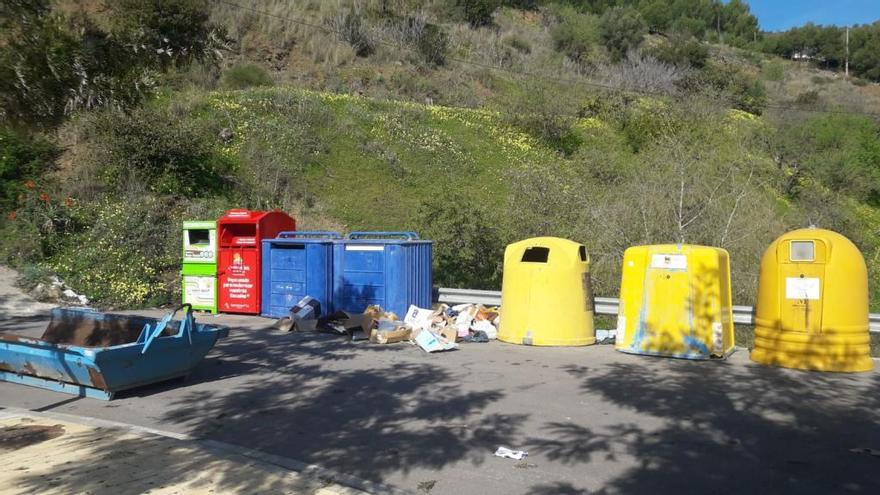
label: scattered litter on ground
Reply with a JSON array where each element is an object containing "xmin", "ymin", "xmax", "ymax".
[
  {"xmin": 371, "ymin": 326, "xmax": 412, "ymax": 344},
  {"xmin": 413, "ymin": 328, "xmax": 458, "ymax": 353},
  {"xmin": 273, "ymin": 296, "xmax": 322, "ymax": 332},
  {"xmin": 277, "ymin": 298, "xmax": 502, "ymax": 353},
  {"xmin": 29, "ymin": 274, "xmax": 89, "ymax": 306},
  {"xmin": 494, "ymin": 446, "xmax": 528, "ymax": 460},
  {"xmin": 595, "ymin": 329, "xmax": 616, "ymax": 344}
]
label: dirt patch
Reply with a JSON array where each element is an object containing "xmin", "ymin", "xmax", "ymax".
[
  {"xmin": 0, "ymin": 266, "xmax": 56, "ymax": 319},
  {"xmin": 0, "ymin": 424, "xmax": 65, "ymax": 452}
]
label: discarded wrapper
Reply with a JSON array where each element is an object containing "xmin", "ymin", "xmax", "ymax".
[
  {"xmin": 494, "ymin": 447, "xmax": 528, "ymax": 460},
  {"xmin": 414, "ymin": 328, "xmax": 458, "ymax": 353},
  {"xmin": 471, "ymin": 319, "xmax": 497, "ymax": 340},
  {"xmin": 319, "ymin": 310, "xmax": 375, "ymax": 335},
  {"xmin": 476, "ymin": 307, "xmax": 499, "ymax": 322},
  {"xmin": 404, "ymin": 305, "xmax": 435, "ymax": 331},
  {"xmin": 595, "ymin": 329, "xmax": 616, "ymax": 344},
  {"xmin": 455, "ymin": 305, "xmax": 478, "ymax": 337}
]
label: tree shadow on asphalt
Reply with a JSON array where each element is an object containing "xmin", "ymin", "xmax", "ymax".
[
  {"xmin": 3, "ymin": 425, "xmax": 335, "ymax": 495},
  {"xmin": 526, "ymin": 355, "xmax": 880, "ymax": 495},
  {"xmin": 145, "ymin": 323, "xmax": 524, "ymax": 487},
  {"xmin": 3, "ymin": 320, "xmax": 523, "ymax": 492}
]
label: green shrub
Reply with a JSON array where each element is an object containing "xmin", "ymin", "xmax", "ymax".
[
  {"xmin": 417, "ymin": 23, "xmax": 448, "ymax": 67},
  {"xmin": 219, "ymin": 64, "xmax": 274, "ymax": 89},
  {"xmin": 794, "ymin": 115, "xmax": 880, "ymax": 204},
  {"xmin": 599, "ymin": 6, "xmax": 646, "ymax": 62},
  {"xmin": 0, "ymin": 0, "xmax": 223, "ymax": 127},
  {"xmin": 761, "ymin": 59, "xmax": 785, "ymax": 82},
  {"xmin": 415, "ymin": 193, "xmax": 504, "ymax": 290},
  {"xmin": 646, "ymin": 33, "xmax": 708, "ymax": 68},
  {"xmin": 670, "ymin": 16, "xmax": 707, "ymax": 38},
  {"xmin": 810, "ymin": 75, "xmax": 833, "ymax": 85},
  {"xmin": 689, "ymin": 62, "xmax": 767, "ymax": 115},
  {"xmin": 81, "ymin": 107, "xmax": 232, "ymax": 197},
  {"xmin": 456, "ymin": 0, "xmax": 501, "ymax": 27},
  {"xmin": 794, "ymin": 89, "xmax": 820, "ymax": 105},
  {"xmin": 0, "ymin": 185, "xmax": 78, "ymax": 266},
  {"xmin": 504, "ymin": 33, "xmax": 532, "ymax": 54},
  {"xmin": 551, "ymin": 6, "xmax": 601, "ymax": 64},
  {"xmin": 326, "ymin": 11, "xmax": 374, "ymax": 57},
  {"xmin": 0, "ymin": 127, "xmax": 60, "ymax": 211},
  {"xmin": 503, "ymin": 82, "xmax": 582, "ymax": 155},
  {"xmin": 15, "ymin": 264, "xmax": 54, "ymax": 292},
  {"xmin": 49, "ymin": 198, "xmax": 180, "ymax": 308}
]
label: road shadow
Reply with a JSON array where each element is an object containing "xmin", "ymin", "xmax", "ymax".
[
  {"xmin": 3, "ymin": 425, "xmax": 331, "ymax": 494},
  {"xmin": 526, "ymin": 357, "xmax": 880, "ymax": 494},
  {"xmin": 102, "ymin": 319, "xmax": 520, "ymax": 489}
]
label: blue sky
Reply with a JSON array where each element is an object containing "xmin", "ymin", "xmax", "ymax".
[{"xmin": 746, "ymin": 0, "xmax": 879, "ymax": 31}]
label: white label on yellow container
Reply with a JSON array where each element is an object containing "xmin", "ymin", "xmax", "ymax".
[
  {"xmin": 650, "ymin": 254, "xmax": 687, "ymax": 270},
  {"xmin": 785, "ymin": 277, "xmax": 820, "ymax": 300}
]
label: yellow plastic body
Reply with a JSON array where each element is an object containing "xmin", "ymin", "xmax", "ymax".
[
  {"xmin": 615, "ymin": 244, "xmax": 735, "ymax": 359},
  {"xmin": 498, "ymin": 237, "xmax": 595, "ymax": 346},
  {"xmin": 751, "ymin": 228, "xmax": 873, "ymax": 372}
]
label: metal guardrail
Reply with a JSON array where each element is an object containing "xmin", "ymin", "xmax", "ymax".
[{"xmin": 437, "ymin": 287, "xmax": 880, "ymax": 334}]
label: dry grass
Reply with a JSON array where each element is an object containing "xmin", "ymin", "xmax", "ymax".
[{"xmin": 763, "ymin": 61, "xmax": 880, "ymax": 115}]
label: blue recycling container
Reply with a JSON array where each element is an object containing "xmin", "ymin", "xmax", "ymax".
[
  {"xmin": 332, "ymin": 232, "xmax": 432, "ymax": 316},
  {"xmin": 261, "ymin": 231, "xmax": 340, "ymax": 318}
]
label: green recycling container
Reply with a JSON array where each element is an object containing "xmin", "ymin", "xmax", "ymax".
[{"xmin": 181, "ymin": 220, "xmax": 218, "ymax": 313}]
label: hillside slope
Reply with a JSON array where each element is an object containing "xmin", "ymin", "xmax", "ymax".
[{"xmin": 2, "ymin": 0, "xmax": 879, "ymax": 312}]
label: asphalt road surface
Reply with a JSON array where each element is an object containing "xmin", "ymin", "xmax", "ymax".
[{"xmin": 1, "ymin": 309, "xmax": 879, "ymax": 495}]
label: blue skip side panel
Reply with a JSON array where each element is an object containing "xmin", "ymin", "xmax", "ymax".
[
  {"xmin": 261, "ymin": 233, "xmax": 337, "ymax": 318},
  {"xmin": 0, "ymin": 307, "xmax": 227, "ymax": 400},
  {"xmin": 332, "ymin": 232, "xmax": 432, "ymax": 317}
]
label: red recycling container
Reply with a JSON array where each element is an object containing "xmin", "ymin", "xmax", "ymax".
[{"xmin": 217, "ymin": 209, "xmax": 296, "ymax": 314}]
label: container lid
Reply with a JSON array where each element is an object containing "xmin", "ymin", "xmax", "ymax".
[
  {"xmin": 219, "ymin": 209, "xmax": 268, "ymax": 223},
  {"xmin": 266, "ymin": 231, "xmax": 341, "ymax": 244},
  {"xmin": 183, "ymin": 220, "xmax": 216, "ymax": 230},
  {"xmin": 343, "ymin": 231, "xmax": 431, "ymax": 244}
]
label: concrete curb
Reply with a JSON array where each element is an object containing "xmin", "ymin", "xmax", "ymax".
[{"xmin": 0, "ymin": 406, "xmax": 414, "ymax": 495}]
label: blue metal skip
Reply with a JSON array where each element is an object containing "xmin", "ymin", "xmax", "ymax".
[
  {"xmin": 0, "ymin": 305, "xmax": 227, "ymax": 400},
  {"xmin": 332, "ymin": 232, "xmax": 432, "ymax": 317}
]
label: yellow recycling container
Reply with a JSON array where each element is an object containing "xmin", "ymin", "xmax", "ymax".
[
  {"xmin": 751, "ymin": 228, "xmax": 873, "ymax": 372},
  {"xmin": 498, "ymin": 237, "xmax": 595, "ymax": 346},
  {"xmin": 615, "ymin": 244, "xmax": 735, "ymax": 359}
]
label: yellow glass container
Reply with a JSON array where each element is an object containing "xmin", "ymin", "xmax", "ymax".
[
  {"xmin": 751, "ymin": 228, "xmax": 873, "ymax": 372},
  {"xmin": 615, "ymin": 244, "xmax": 735, "ymax": 359},
  {"xmin": 498, "ymin": 237, "xmax": 595, "ymax": 346}
]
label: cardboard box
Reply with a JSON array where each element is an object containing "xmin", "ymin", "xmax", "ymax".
[{"xmin": 371, "ymin": 327, "xmax": 412, "ymax": 344}]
